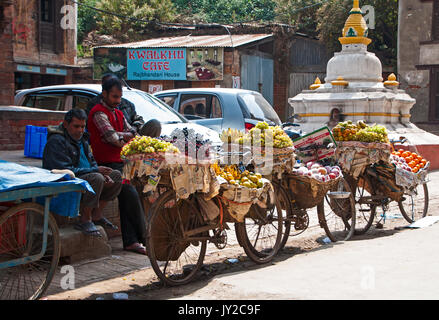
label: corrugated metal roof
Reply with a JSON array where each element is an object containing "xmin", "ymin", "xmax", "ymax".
[{"xmin": 95, "ymin": 34, "xmax": 273, "ymax": 49}]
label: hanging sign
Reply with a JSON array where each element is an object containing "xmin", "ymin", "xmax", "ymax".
[{"xmin": 127, "ymin": 48, "xmax": 187, "ymax": 80}]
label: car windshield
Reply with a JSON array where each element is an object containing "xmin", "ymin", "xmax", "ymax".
[
  {"xmin": 238, "ymin": 92, "xmax": 281, "ymax": 125},
  {"xmin": 122, "ymin": 90, "xmax": 186, "ymax": 123}
]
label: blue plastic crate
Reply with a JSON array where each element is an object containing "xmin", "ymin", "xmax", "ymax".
[{"xmin": 24, "ymin": 125, "xmax": 48, "ymax": 159}]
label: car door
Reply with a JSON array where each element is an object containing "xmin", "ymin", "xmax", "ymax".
[
  {"xmin": 177, "ymin": 94, "xmax": 223, "ymax": 132},
  {"xmin": 21, "ymin": 90, "xmax": 69, "ymax": 111}
]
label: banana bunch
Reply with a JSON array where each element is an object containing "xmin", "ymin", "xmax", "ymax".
[
  {"xmin": 121, "ymin": 136, "xmax": 180, "ymax": 157},
  {"xmin": 212, "ymin": 164, "xmax": 263, "ymax": 189},
  {"xmin": 220, "ymin": 128, "xmax": 244, "ymax": 144}
]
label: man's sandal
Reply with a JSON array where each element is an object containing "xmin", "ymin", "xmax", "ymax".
[
  {"xmin": 124, "ymin": 243, "xmax": 147, "ymax": 255},
  {"xmin": 74, "ymin": 221, "xmax": 102, "ymax": 237},
  {"xmin": 93, "ymin": 217, "xmax": 118, "ymax": 230}
]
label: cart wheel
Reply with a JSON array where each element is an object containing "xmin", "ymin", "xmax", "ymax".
[
  {"xmin": 0, "ymin": 202, "xmax": 60, "ymax": 300},
  {"xmin": 349, "ymin": 175, "xmax": 376, "ymax": 235},
  {"xmin": 235, "ymin": 188, "xmax": 283, "ymax": 264},
  {"xmin": 317, "ymin": 177, "xmax": 356, "ymax": 242},
  {"xmin": 275, "ymin": 182, "xmax": 293, "ymax": 251},
  {"xmin": 146, "ymin": 191, "xmax": 207, "ymax": 286},
  {"xmin": 398, "ymin": 183, "xmax": 429, "ymax": 223}
]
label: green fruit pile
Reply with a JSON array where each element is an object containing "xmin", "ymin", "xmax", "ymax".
[
  {"xmin": 332, "ymin": 120, "xmax": 389, "ymax": 143},
  {"xmin": 121, "ymin": 136, "xmax": 180, "ymax": 157},
  {"xmin": 232, "ymin": 122, "xmax": 293, "ymax": 148}
]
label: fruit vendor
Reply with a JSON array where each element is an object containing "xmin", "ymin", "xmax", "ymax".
[
  {"xmin": 87, "ymin": 77, "xmax": 148, "ymax": 255},
  {"xmin": 86, "ymin": 73, "xmax": 145, "ymax": 132},
  {"xmin": 42, "ymin": 108, "xmax": 123, "ymax": 237}
]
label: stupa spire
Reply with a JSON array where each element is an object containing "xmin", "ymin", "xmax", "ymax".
[{"xmin": 338, "ymin": 0, "xmax": 372, "ymax": 46}]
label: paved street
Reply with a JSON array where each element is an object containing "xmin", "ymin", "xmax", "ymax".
[{"xmin": 44, "ymin": 170, "xmax": 439, "ymax": 300}]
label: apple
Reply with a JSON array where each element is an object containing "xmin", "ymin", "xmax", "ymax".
[{"xmin": 329, "ymin": 173, "xmax": 337, "ymax": 180}]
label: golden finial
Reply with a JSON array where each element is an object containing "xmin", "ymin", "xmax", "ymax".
[
  {"xmin": 310, "ymin": 77, "xmax": 322, "ymax": 90},
  {"xmin": 384, "ymin": 73, "xmax": 399, "ymax": 87},
  {"xmin": 331, "ymin": 76, "xmax": 349, "ymax": 87}
]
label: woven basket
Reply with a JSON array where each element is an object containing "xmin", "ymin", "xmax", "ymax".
[{"xmin": 287, "ymin": 174, "xmax": 340, "ymax": 209}]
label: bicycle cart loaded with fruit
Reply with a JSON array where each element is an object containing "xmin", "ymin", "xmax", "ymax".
[
  {"xmin": 121, "ymin": 128, "xmax": 284, "ymax": 286},
  {"xmin": 332, "ymin": 121, "xmax": 429, "ymax": 234}
]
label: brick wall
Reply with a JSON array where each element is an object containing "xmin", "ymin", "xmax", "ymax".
[
  {"xmin": 0, "ymin": 2, "xmax": 15, "ymax": 105},
  {"xmin": 0, "ymin": 107, "xmax": 65, "ymax": 151},
  {"xmin": 12, "ymin": 0, "xmax": 76, "ymax": 67}
]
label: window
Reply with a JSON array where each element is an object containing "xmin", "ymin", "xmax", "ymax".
[
  {"xmin": 72, "ymin": 94, "xmax": 93, "ymax": 111},
  {"xmin": 179, "ymin": 94, "xmax": 223, "ymax": 119},
  {"xmin": 238, "ymin": 92, "xmax": 281, "ymax": 125},
  {"xmin": 158, "ymin": 95, "xmax": 177, "ymax": 108},
  {"xmin": 24, "ymin": 93, "xmax": 66, "ymax": 111},
  {"xmin": 40, "ymin": 0, "xmax": 52, "ymax": 22}
]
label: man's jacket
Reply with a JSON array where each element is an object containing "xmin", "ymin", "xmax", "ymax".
[
  {"xmin": 85, "ymin": 94, "xmax": 144, "ymax": 131},
  {"xmin": 42, "ymin": 123, "xmax": 99, "ymax": 177}
]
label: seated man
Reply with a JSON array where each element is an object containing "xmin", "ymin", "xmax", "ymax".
[
  {"xmin": 43, "ymin": 108, "xmax": 122, "ymax": 237},
  {"xmin": 87, "ymin": 77, "xmax": 149, "ymax": 255}
]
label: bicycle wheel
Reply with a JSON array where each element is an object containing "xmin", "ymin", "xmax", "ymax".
[
  {"xmin": 351, "ymin": 175, "xmax": 376, "ymax": 235},
  {"xmin": 0, "ymin": 202, "xmax": 60, "ymax": 300},
  {"xmin": 276, "ymin": 183, "xmax": 293, "ymax": 251},
  {"xmin": 235, "ymin": 187, "xmax": 283, "ymax": 264},
  {"xmin": 317, "ymin": 177, "xmax": 356, "ymax": 242},
  {"xmin": 145, "ymin": 191, "xmax": 207, "ymax": 286},
  {"xmin": 398, "ymin": 183, "xmax": 429, "ymax": 223}
]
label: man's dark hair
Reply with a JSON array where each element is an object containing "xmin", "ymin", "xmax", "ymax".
[
  {"xmin": 101, "ymin": 73, "xmax": 118, "ymax": 85},
  {"xmin": 102, "ymin": 77, "xmax": 123, "ymax": 93},
  {"xmin": 65, "ymin": 108, "xmax": 87, "ymax": 123}
]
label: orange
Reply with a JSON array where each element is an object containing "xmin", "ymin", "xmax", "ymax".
[
  {"xmin": 413, "ymin": 167, "xmax": 419, "ymax": 173},
  {"xmin": 405, "ymin": 156, "xmax": 413, "ymax": 162},
  {"xmin": 421, "ymin": 159, "xmax": 427, "ymax": 165},
  {"xmin": 420, "ymin": 162, "xmax": 425, "ymax": 168},
  {"xmin": 398, "ymin": 149, "xmax": 404, "ymax": 153},
  {"xmin": 402, "ymin": 152, "xmax": 410, "ymax": 158}
]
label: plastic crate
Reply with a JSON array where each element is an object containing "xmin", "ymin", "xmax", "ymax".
[
  {"xmin": 24, "ymin": 125, "xmax": 48, "ymax": 159},
  {"xmin": 0, "ymin": 203, "xmax": 27, "ymax": 254}
]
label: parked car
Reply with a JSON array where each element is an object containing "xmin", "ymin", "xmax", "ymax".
[
  {"xmin": 14, "ymin": 84, "xmax": 221, "ymax": 144},
  {"xmin": 153, "ymin": 88, "xmax": 285, "ymax": 132}
]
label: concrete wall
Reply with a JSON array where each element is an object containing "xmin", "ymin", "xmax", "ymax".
[{"xmin": 398, "ymin": 0, "xmax": 433, "ymax": 123}]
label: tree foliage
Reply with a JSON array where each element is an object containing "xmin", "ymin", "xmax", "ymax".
[
  {"xmin": 316, "ymin": 0, "xmax": 398, "ymax": 68},
  {"xmin": 274, "ymin": 0, "xmax": 321, "ymax": 37},
  {"xmin": 77, "ymin": 0, "xmax": 98, "ymax": 42},
  {"xmin": 172, "ymin": 0, "xmax": 276, "ymax": 24},
  {"xmin": 95, "ymin": 0, "xmax": 176, "ymax": 40}
]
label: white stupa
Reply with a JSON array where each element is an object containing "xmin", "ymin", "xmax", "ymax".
[{"xmin": 288, "ymin": 0, "xmax": 439, "ymax": 169}]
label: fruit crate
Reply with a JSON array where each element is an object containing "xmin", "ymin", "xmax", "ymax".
[
  {"xmin": 24, "ymin": 125, "xmax": 48, "ymax": 159},
  {"xmin": 0, "ymin": 203, "xmax": 27, "ymax": 254}
]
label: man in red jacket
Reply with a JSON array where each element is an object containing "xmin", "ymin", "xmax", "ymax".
[{"xmin": 88, "ymin": 77, "xmax": 147, "ymax": 255}]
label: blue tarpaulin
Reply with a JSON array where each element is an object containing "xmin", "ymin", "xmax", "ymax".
[{"xmin": 0, "ymin": 160, "xmax": 94, "ymax": 217}]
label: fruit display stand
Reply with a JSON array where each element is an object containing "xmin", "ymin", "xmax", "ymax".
[{"xmin": 335, "ymin": 141, "xmax": 392, "ymax": 179}]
